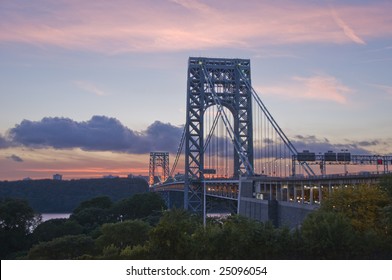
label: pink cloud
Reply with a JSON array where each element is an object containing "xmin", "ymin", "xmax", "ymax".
[
  {"xmin": 258, "ymin": 74, "xmax": 353, "ymax": 104},
  {"xmin": 0, "ymin": 0, "xmax": 391, "ymax": 53},
  {"xmin": 330, "ymin": 7, "xmax": 366, "ymax": 45}
]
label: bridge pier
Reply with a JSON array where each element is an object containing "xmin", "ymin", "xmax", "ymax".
[{"xmin": 239, "ymin": 177, "xmax": 319, "ymax": 228}]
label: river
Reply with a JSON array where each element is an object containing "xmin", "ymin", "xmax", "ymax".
[{"xmin": 41, "ymin": 213, "xmax": 71, "ymax": 222}]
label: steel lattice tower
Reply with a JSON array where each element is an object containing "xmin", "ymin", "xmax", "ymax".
[
  {"xmin": 184, "ymin": 57, "xmax": 254, "ymax": 212},
  {"xmin": 149, "ymin": 152, "xmax": 170, "ymax": 186}
]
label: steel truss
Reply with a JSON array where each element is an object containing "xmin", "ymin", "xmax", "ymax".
[
  {"xmin": 149, "ymin": 152, "xmax": 170, "ymax": 186},
  {"xmin": 184, "ymin": 57, "xmax": 254, "ymax": 212},
  {"xmin": 292, "ymin": 154, "xmax": 392, "ymax": 175}
]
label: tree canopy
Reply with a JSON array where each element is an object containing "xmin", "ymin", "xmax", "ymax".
[
  {"xmin": 0, "ymin": 177, "xmax": 148, "ymax": 213},
  {"xmin": 2, "ymin": 180, "xmax": 392, "ymax": 260},
  {"xmin": 320, "ymin": 184, "xmax": 391, "ymax": 233},
  {"xmin": 0, "ymin": 198, "xmax": 41, "ymax": 259}
]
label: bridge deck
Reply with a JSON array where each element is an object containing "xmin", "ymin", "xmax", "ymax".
[{"xmin": 152, "ymin": 172, "xmax": 389, "ymax": 205}]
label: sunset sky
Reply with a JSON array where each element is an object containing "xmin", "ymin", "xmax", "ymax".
[{"xmin": 1, "ymin": 0, "xmax": 391, "ymax": 180}]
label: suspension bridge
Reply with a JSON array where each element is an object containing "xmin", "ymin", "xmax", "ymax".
[{"xmin": 149, "ymin": 57, "xmax": 391, "ymax": 227}]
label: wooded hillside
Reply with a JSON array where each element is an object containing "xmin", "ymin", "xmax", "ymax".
[{"xmin": 0, "ymin": 178, "xmax": 148, "ymax": 213}]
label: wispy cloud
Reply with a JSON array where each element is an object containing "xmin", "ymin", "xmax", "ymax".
[
  {"xmin": 74, "ymin": 80, "xmax": 106, "ymax": 96},
  {"xmin": 170, "ymin": 0, "xmax": 213, "ymax": 14},
  {"xmin": 369, "ymin": 83, "xmax": 392, "ymax": 97},
  {"xmin": 330, "ymin": 7, "xmax": 366, "ymax": 45},
  {"xmin": 258, "ymin": 74, "xmax": 353, "ymax": 104},
  {"xmin": 0, "ymin": 0, "xmax": 391, "ymax": 53},
  {"xmin": 293, "ymin": 75, "xmax": 353, "ymax": 104}
]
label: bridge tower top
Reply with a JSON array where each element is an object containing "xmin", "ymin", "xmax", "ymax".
[
  {"xmin": 184, "ymin": 57, "xmax": 254, "ymax": 211},
  {"xmin": 149, "ymin": 151, "xmax": 170, "ymax": 186}
]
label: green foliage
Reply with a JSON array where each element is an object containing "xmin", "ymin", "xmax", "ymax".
[
  {"xmin": 380, "ymin": 174, "xmax": 392, "ymax": 198},
  {"xmin": 73, "ymin": 196, "xmax": 112, "ymax": 214},
  {"xmin": 70, "ymin": 207, "xmax": 113, "ymax": 230},
  {"xmin": 28, "ymin": 234, "xmax": 96, "ymax": 259},
  {"xmin": 32, "ymin": 218, "xmax": 83, "ymax": 243},
  {"xmin": 120, "ymin": 244, "xmax": 150, "ymax": 260},
  {"xmin": 380, "ymin": 204, "xmax": 392, "ymax": 236},
  {"xmin": 0, "ymin": 198, "xmax": 41, "ymax": 259},
  {"xmin": 100, "ymin": 244, "xmax": 121, "ymax": 260},
  {"xmin": 302, "ymin": 183, "xmax": 392, "ymax": 259},
  {"xmin": 111, "ymin": 192, "xmax": 166, "ymax": 222},
  {"xmin": 353, "ymin": 229, "xmax": 392, "ymax": 259},
  {"xmin": 321, "ymin": 184, "xmax": 390, "ymax": 233},
  {"xmin": 5, "ymin": 181, "xmax": 392, "ymax": 260},
  {"xmin": 193, "ymin": 215, "xmax": 266, "ymax": 259},
  {"xmin": 0, "ymin": 198, "xmax": 41, "ymax": 232},
  {"xmin": 0, "ymin": 178, "xmax": 148, "ymax": 213},
  {"xmin": 96, "ymin": 220, "xmax": 151, "ymax": 251},
  {"xmin": 301, "ymin": 211, "xmax": 356, "ymax": 259},
  {"xmin": 191, "ymin": 222, "xmax": 223, "ymax": 259},
  {"xmin": 148, "ymin": 209, "xmax": 200, "ymax": 259},
  {"xmin": 69, "ymin": 196, "xmax": 116, "ymax": 231},
  {"xmin": 193, "ymin": 216, "xmax": 300, "ymax": 259}
]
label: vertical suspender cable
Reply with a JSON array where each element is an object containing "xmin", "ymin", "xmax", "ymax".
[
  {"xmin": 201, "ymin": 65, "xmax": 254, "ymax": 175},
  {"xmin": 236, "ymin": 67, "xmax": 315, "ymax": 177}
]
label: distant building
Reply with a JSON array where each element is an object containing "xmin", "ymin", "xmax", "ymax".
[
  {"xmin": 53, "ymin": 174, "xmax": 63, "ymax": 180},
  {"xmin": 23, "ymin": 177, "xmax": 32, "ymax": 181}
]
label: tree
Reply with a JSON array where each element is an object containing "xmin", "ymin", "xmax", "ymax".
[
  {"xmin": 120, "ymin": 244, "xmax": 150, "ymax": 260},
  {"xmin": 380, "ymin": 174, "xmax": 392, "ymax": 198},
  {"xmin": 96, "ymin": 220, "xmax": 151, "ymax": 251},
  {"xmin": 148, "ymin": 209, "xmax": 200, "ymax": 259},
  {"xmin": 70, "ymin": 207, "xmax": 113, "ymax": 231},
  {"xmin": 72, "ymin": 196, "xmax": 112, "ymax": 214},
  {"xmin": 381, "ymin": 204, "xmax": 392, "ymax": 236},
  {"xmin": 321, "ymin": 184, "xmax": 390, "ymax": 233},
  {"xmin": 307, "ymin": 183, "xmax": 392, "ymax": 259},
  {"xmin": 28, "ymin": 234, "xmax": 96, "ymax": 259},
  {"xmin": 0, "ymin": 178, "xmax": 149, "ymax": 213},
  {"xmin": 69, "ymin": 196, "xmax": 115, "ymax": 232},
  {"xmin": 111, "ymin": 192, "xmax": 166, "ymax": 222},
  {"xmin": 192, "ymin": 215, "xmax": 298, "ymax": 259},
  {"xmin": 0, "ymin": 198, "xmax": 41, "ymax": 258},
  {"xmin": 0, "ymin": 198, "xmax": 41, "ymax": 232},
  {"xmin": 353, "ymin": 228, "xmax": 392, "ymax": 259},
  {"xmin": 193, "ymin": 215, "xmax": 267, "ymax": 259},
  {"xmin": 301, "ymin": 211, "xmax": 357, "ymax": 259},
  {"xmin": 32, "ymin": 218, "xmax": 83, "ymax": 243}
]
